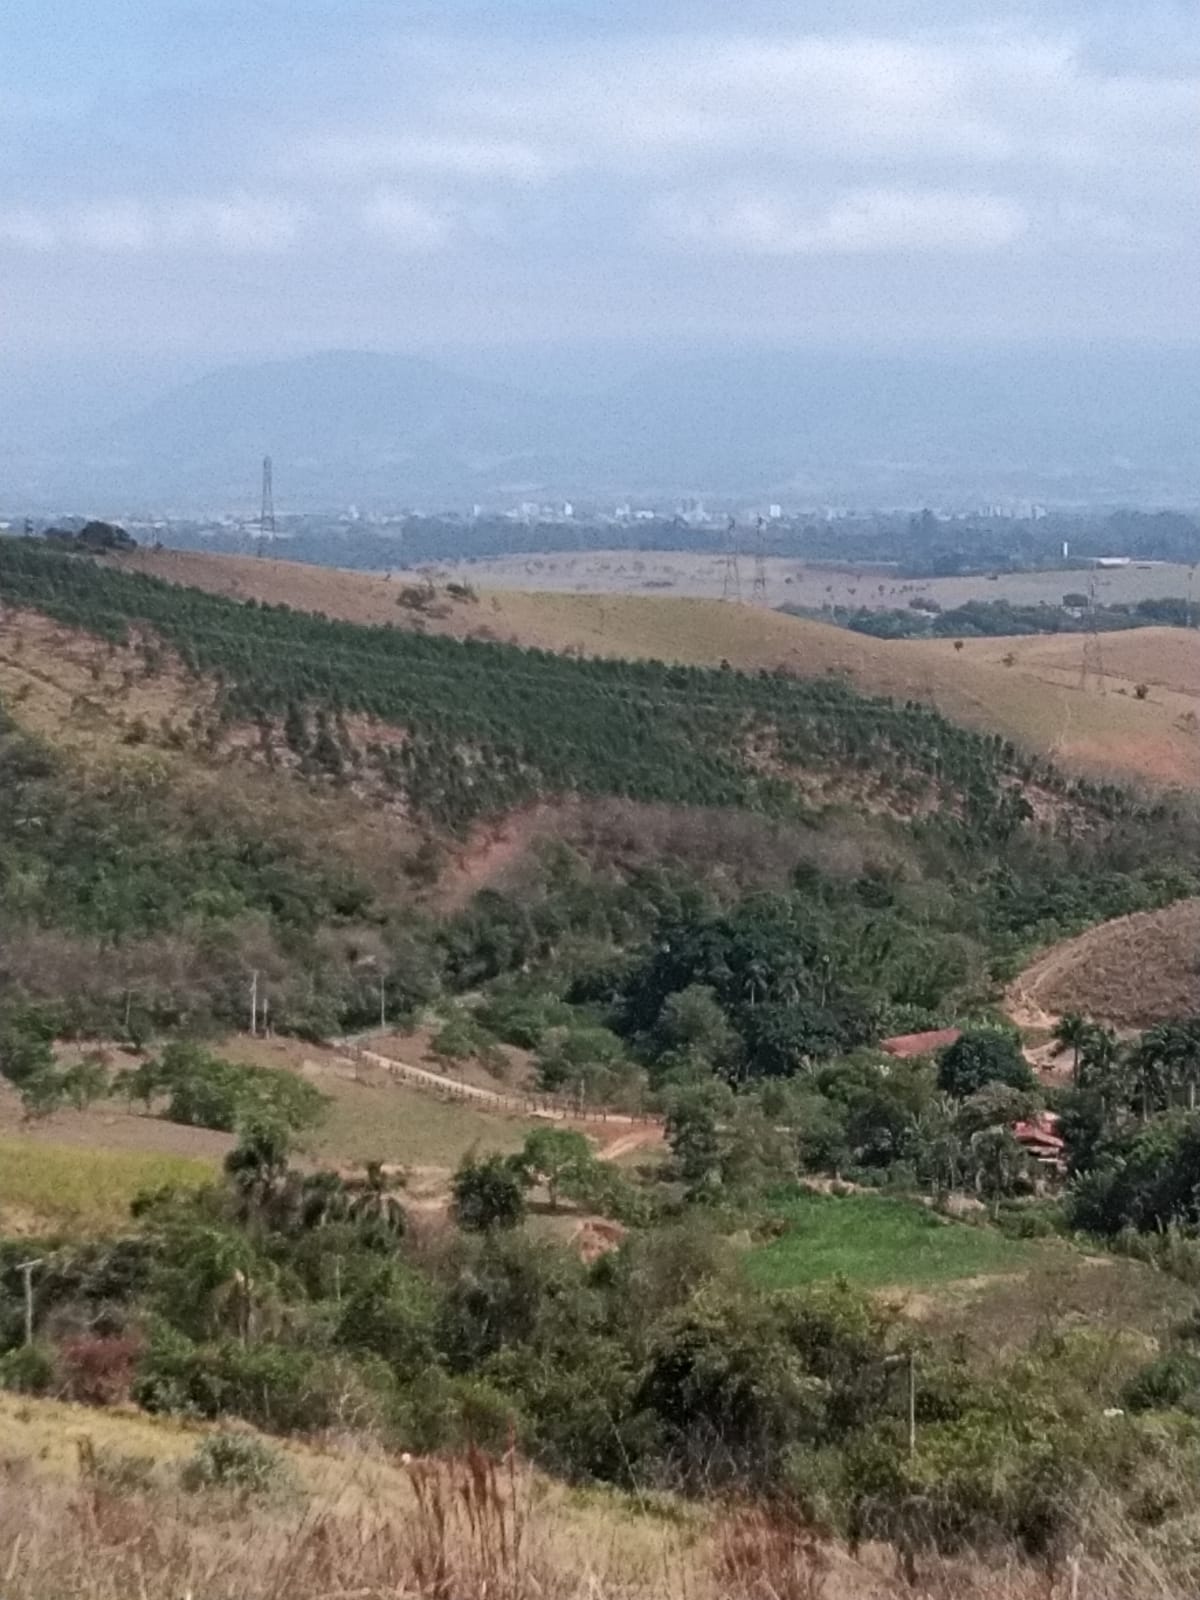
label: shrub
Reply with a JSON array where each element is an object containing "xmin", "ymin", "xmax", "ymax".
[
  {"xmin": 180, "ymin": 1429, "xmax": 292, "ymax": 1495},
  {"xmin": 137, "ymin": 1041, "xmax": 325, "ymax": 1134},
  {"xmin": 0, "ymin": 1342, "xmax": 56, "ymax": 1395},
  {"xmin": 58, "ymin": 1333, "xmax": 143, "ymax": 1406},
  {"xmin": 937, "ymin": 1030, "xmax": 1033, "ymax": 1098},
  {"xmin": 135, "ymin": 1338, "xmax": 392, "ymax": 1434},
  {"xmin": 452, "ymin": 1154, "xmax": 529, "ymax": 1233},
  {"xmin": 1123, "ymin": 1351, "xmax": 1200, "ymax": 1414}
]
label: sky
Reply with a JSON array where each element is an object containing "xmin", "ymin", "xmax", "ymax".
[{"xmin": 2, "ymin": 0, "xmax": 1199, "ymax": 372}]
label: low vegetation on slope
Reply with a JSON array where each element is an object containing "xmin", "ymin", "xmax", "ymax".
[
  {"xmin": 0, "ymin": 537, "xmax": 1097, "ymax": 834},
  {"xmin": 0, "ymin": 536, "xmax": 1197, "ymax": 1056}
]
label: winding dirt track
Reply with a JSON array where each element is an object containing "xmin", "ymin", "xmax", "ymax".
[{"xmin": 1007, "ymin": 899, "xmax": 1200, "ymax": 1030}]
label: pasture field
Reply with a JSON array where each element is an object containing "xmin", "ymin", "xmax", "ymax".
[
  {"xmin": 748, "ymin": 1190, "xmax": 1196, "ymax": 1354},
  {"xmin": 747, "ymin": 1190, "xmax": 1034, "ymax": 1292},
  {"xmin": 0, "ymin": 1137, "xmax": 212, "ymax": 1235},
  {"xmin": 431, "ymin": 549, "xmax": 1200, "ymax": 616},
  {"xmin": 213, "ymin": 1034, "xmax": 543, "ymax": 1168}
]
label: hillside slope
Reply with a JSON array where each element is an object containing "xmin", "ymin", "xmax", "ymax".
[
  {"xmin": 114, "ymin": 547, "xmax": 1200, "ymax": 792},
  {"xmin": 1009, "ymin": 898, "xmax": 1200, "ymax": 1029},
  {"xmin": 3, "ymin": 540, "xmax": 1084, "ymax": 839}
]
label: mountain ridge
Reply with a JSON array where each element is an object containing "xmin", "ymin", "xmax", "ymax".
[{"xmin": 7, "ymin": 344, "xmax": 1200, "ymax": 511}]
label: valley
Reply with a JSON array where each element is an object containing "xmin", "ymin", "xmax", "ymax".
[{"xmin": 3, "ymin": 538, "xmax": 1200, "ymax": 1596}]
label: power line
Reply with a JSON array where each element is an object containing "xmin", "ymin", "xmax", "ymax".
[
  {"xmin": 1079, "ymin": 574, "xmax": 1106, "ymax": 694},
  {"xmin": 751, "ymin": 516, "xmax": 768, "ymax": 606},
  {"xmin": 721, "ymin": 517, "xmax": 742, "ymax": 603},
  {"xmin": 257, "ymin": 456, "xmax": 275, "ymax": 557}
]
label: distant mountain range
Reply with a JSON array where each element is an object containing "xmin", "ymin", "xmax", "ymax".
[{"xmin": 4, "ymin": 346, "xmax": 1200, "ymax": 514}]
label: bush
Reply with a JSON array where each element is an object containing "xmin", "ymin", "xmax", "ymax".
[
  {"xmin": 135, "ymin": 1337, "xmax": 392, "ymax": 1434},
  {"xmin": 58, "ymin": 1333, "xmax": 143, "ymax": 1406},
  {"xmin": 0, "ymin": 1342, "xmax": 56, "ymax": 1395},
  {"xmin": 1123, "ymin": 1351, "xmax": 1200, "ymax": 1414},
  {"xmin": 180, "ymin": 1429, "xmax": 292, "ymax": 1495},
  {"xmin": 938, "ymin": 1030, "xmax": 1033, "ymax": 1098},
  {"xmin": 135, "ymin": 1041, "xmax": 325, "ymax": 1135},
  {"xmin": 452, "ymin": 1154, "xmax": 529, "ymax": 1233}
]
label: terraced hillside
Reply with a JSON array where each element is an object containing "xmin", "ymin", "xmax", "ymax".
[{"xmin": 114, "ymin": 546, "xmax": 1200, "ymax": 792}]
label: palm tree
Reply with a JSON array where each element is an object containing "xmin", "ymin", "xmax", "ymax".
[
  {"xmin": 1053, "ymin": 1014, "xmax": 1091, "ymax": 1081},
  {"xmin": 1128, "ymin": 1030, "xmax": 1176, "ymax": 1121},
  {"xmin": 347, "ymin": 1161, "xmax": 407, "ymax": 1240},
  {"xmin": 224, "ymin": 1121, "xmax": 291, "ymax": 1222},
  {"xmin": 970, "ymin": 1127, "xmax": 1029, "ymax": 1218}
]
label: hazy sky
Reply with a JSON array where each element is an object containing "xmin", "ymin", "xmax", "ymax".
[{"xmin": 3, "ymin": 0, "xmax": 1199, "ymax": 363}]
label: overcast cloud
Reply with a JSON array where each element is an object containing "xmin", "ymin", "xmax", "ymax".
[{"xmin": 1, "ymin": 0, "xmax": 1198, "ymax": 359}]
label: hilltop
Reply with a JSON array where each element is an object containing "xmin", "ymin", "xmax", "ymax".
[{"xmin": 115, "ymin": 545, "xmax": 1200, "ymax": 791}]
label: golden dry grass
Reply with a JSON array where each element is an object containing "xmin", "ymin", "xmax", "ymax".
[
  {"xmin": 1009, "ymin": 898, "xmax": 1200, "ymax": 1030},
  {"xmin": 0, "ymin": 1390, "xmax": 1190, "ymax": 1600}
]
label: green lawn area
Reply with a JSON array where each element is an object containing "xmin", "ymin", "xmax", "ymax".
[
  {"xmin": 302, "ymin": 1076, "xmax": 541, "ymax": 1169},
  {"xmin": 0, "ymin": 1138, "xmax": 212, "ymax": 1236},
  {"xmin": 747, "ymin": 1190, "xmax": 1036, "ymax": 1292}
]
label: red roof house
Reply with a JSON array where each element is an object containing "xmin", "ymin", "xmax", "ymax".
[{"xmin": 880, "ymin": 1027, "xmax": 962, "ymax": 1060}]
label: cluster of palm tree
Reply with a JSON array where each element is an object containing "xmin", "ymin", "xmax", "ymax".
[
  {"xmin": 225, "ymin": 1125, "xmax": 407, "ymax": 1243},
  {"xmin": 1055, "ymin": 1014, "xmax": 1200, "ymax": 1119},
  {"xmin": 908, "ymin": 1086, "xmax": 1041, "ymax": 1214}
]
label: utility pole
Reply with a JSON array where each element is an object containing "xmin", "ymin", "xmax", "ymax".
[
  {"xmin": 249, "ymin": 970, "xmax": 259, "ymax": 1037},
  {"xmin": 379, "ymin": 971, "xmax": 387, "ymax": 1032},
  {"xmin": 721, "ymin": 517, "xmax": 742, "ymax": 603},
  {"xmin": 752, "ymin": 515, "xmax": 768, "ymax": 605},
  {"xmin": 908, "ymin": 1348, "xmax": 917, "ymax": 1457},
  {"xmin": 258, "ymin": 456, "xmax": 275, "ymax": 555},
  {"xmin": 17, "ymin": 1258, "xmax": 43, "ymax": 1346}
]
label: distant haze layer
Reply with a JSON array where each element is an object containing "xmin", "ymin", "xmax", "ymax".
[{"xmin": 4, "ymin": 345, "xmax": 1200, "ymax": 515}]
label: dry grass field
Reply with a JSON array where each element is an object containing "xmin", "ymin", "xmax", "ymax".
[
  {"xmin": 1009, "ymin": 899, "xmax": 1200, "ymax": 1030},
  {"xmin": 0, "ymin": 1391, "xmax": 1188, "ymax": 1600},
  {"xmin": 423, "ymin": 548, "xmax": 1200, "ymax": 616},
  {"xmin": 108, "ymin": 545, "xmax": 1200, "ymax": 792}
]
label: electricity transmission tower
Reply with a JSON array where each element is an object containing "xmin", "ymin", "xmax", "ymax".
[
  {"xmin": 1079, "ymin": 574, "xmax": 1106, "ymax": 693},
  {"xmin": 257, "ymin": 455, "xmax": 275, "ymax": 555},
  {"xmin": 721, "ymin": 516, "xmax": 742, "ymax": 602},
  {"xmin": 751, "ymin": 516, "xmax": 768, "ymax": 605}
]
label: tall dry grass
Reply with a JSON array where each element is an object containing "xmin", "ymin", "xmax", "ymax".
[{"xmin": 0, "ymin": 1439, "xmax": 1194, "ymax": 1600}]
